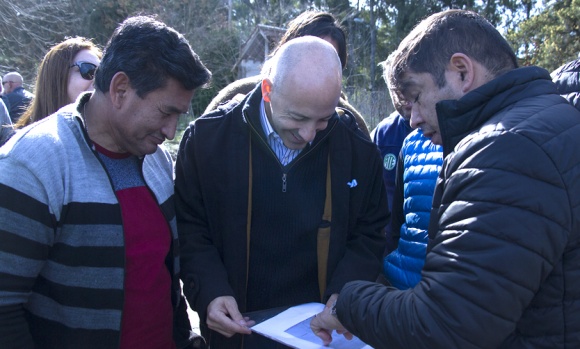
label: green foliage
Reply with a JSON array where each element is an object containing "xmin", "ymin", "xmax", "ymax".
[
  {"xmin": 189, "ymin": 27, "xmax": 241, "ymax": 116},
  {"xmin": 1, "ymin": 0, "xmax": 576, "ymax": 133},
  {"xmin": 0, "ymin": 0, "xmax": 81, "ymax": 87},
  {"xmin": 506, "ymin": 0, "xmax": 580, "ymax": 71}
]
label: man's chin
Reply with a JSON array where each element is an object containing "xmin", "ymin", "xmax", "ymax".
[
  {"xmin": 423, "ymin": 131, "xmax": 442, "ymax": 145},
  {"xmin": 134, "ymin": 144, "xmax": 159, "ymax": 157},
  {"xmin": 430, "ymin": 134, "xmax": 443, "ymax": 145},
  {"xmin": 283, "ymin": 140, "xmax": 307, "ymax": 150}
]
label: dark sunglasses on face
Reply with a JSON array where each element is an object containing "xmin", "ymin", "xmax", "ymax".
[{"xmin": 70, "ymin": 62, "xmax": 97, "ymax": 81}]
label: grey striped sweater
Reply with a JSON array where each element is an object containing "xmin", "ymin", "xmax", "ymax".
[{"xmin": 0, "ymin": 95, "xmax": 193, "ymax": 349}]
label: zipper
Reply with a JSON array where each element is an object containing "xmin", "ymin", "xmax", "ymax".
[
  {"xmin": 87, "ymin": 146, "xmax": 127, "ymax": 349},
  {"xmin": 244, "ymin": 110, "xmax": 338, "ymax": 192}
]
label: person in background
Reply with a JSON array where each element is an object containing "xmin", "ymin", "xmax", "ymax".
[
  {"xmin": 379, "ymin": 54, "xmax": 444, "ymax": 289},
  {"xmin": 551, "ymin": 58, "xmax": 580, "ymax": 110},
  {"xmin": 0, "ymin": 78, "xmax": 13, "ymax": 145},
  {"xmin": 0, "ymin": 101, "xmax": 12, "ymax": 146},
  {"xmin": 204, "ymin": 10, "xmax": 370, "ymax": 137},
  {"xmin": 383, "ymin": 126, "xmax": 443, "ymax": 289},
  {"xmin": 311, "ymin": 9, "xmax": 580, "ymax": 348},
  {"xmin": 0, "ymin": 15, "xmax": 211, "ymax": 349},
  {"xmin": 371, "ymin": 108, "xmax": 411, "ymax": 212},
  {"xmin": 371, "ymin": 54, "xmax": 413, "ymax": 252},
  {"xmin": 2, "ymin": 71, "xmax": 34, "ymax": 123},
  {"xmin": 175, "ymin": 36, "xmax": 387, "ymax": 349},
  {"xmin": 0, "ymin": 76, "xmax": 10, "ymax": 108},
  {"xmin": 15, "ymin": 37, "xmax": 102, "ymax": 129}
]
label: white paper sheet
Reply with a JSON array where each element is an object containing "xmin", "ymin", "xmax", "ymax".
[{"xmin": 251, "ymin": 302, "xmax": 374, "ymax": 349}]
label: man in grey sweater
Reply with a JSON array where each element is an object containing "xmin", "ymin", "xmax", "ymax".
[{"xmin": 0, "ymin": 16, "xmax": 211, "ymax": 349}]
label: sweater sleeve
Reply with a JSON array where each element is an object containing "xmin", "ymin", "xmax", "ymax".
[
  {"xmin": 0, "ymin": 156, "xmax": 54, "ymax": 349},
  {"xmin": 335, "ymin": 133, "xmax": 571, "ymax": 349}
]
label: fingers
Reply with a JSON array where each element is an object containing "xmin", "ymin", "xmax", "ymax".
[
  {"xmin": 310, "ymin": 315, "xmax": 333, "ymax": 346},
  {"xmin": 325, "ymin": 293, "xmax": 339, "ymax": 309},
  {"xmin": 336, "ymin": 328, "xmax": 354, "ymax": 340},
  {"xmin": 310, "ymin": 299, "xmax": 351, "ymax": 346},
  {"xmin": 343, "ymin": 332, "xmax": 354, "ymax": 340},
  {"xmin": 243, "ymin": 316, "xmax": 256, "ymax": 327},
  {"xmin": 206, "ymin": 296, "xmax": 253, "ymax": 337}
]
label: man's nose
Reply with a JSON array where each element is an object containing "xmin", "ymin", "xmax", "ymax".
[
  {"xmin": 161, "ymin": 116, "xmax": 179, "ymax": 140},
  {"xmin": 409, "ymin": 108, "xmax": 422, "ymax": 129},
  {"xmin": 299, "ymin": 124, "xmax": 317, "ymax": 143}
]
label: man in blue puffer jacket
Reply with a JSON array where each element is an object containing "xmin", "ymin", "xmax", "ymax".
[
  {"xmin": 383, "ymin": 128, "xmax": 442, "ymax": 289},
  {"xmin": 371, "ymin": 54, "xmax": 413, "ymax": 252}
]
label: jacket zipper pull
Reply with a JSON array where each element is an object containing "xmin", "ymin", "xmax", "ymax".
[{"xmin": 282, "ymin": 173, "xmax": 287, "ymax": 192}]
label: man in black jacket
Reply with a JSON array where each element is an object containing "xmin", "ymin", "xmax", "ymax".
[
  {"xmin": 311, "ymin": 9, "xmax": 580, "ymax": 349},
  {"xmin": 551, "ymin": 58, "xmax": 580, "ymax": 111},
  {"xmin": 175, "ymin": 36, "xmax": 388, "ymax": 349}
]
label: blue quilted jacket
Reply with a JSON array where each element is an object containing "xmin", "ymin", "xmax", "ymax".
[{"xmin": 383, "ymin": 128, "xmax": 442, "ymax": 289}]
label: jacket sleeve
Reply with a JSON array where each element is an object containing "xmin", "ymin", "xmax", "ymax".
[
  {"xmin": 0, "ymin": 156, "xmax": 53, "ymax": 349},
  {"xmin": 335, "ymin": 133, "xmax": 571, "ymax": 348},
  {"xmin": 174, "ymin": 125, "xmax": 236, "ymax": 319}
]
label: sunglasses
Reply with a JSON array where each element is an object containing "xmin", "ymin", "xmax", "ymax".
[{"xmin": 70, "ymin": 62, "xmax": 98, "ymax": 81}]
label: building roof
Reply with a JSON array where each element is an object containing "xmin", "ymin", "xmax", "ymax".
[{"xmin": 232, "ymin": 24, "xmax": 286, "ymax": 72}]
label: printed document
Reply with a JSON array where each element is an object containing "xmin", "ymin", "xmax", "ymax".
[{"xmin": 251, "ymin": 302, "xmax": 373, "ymax": 349}]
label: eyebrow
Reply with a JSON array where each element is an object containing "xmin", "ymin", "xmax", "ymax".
[
  {"xmin": 290, "ymin": 112, "xmax": 334, "ymax": 121},
  {"xmin": 398, "ymin": 79, "xmax": 418, "ymax": 97},
  {"xmin": 288, "ymin": 111, "xmax": 308, "ymax": 119},
  {"xmin": 162, "ymin": 105, "xmax": 189, "ymax": 115}
]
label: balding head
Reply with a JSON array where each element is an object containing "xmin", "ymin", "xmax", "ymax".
[
  {"xmin": 265, "ymin": 36, "xmax": 342, "ymax": 100},
  {"xmin": 2, "ymin": 72, "xmax": 23, "ymax": 93},
  {"xmin": 261, "ymin": 36, "xmax": 343, "ymax": 150}
]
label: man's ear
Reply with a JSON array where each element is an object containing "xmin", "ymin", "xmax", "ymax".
[
  {"xmin": 448, "ymin": 53, "xmax": 474, "ymax": 93},
  {"xmin": 261, "ymin": 78, "xmax": 272, "ymax": 103},
  {"xmin": 109, "ymin": 72, "xmax": 131, "ymax": 109}
]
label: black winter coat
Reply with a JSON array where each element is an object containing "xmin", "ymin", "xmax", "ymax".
[
  {"xmin": 337, "ymin": 66, "xmax": 580, "ymax": 348},
  {"xmin": 551, "ymin": 58, "xmax": 580, "ymax": 111},
  {"xmin": 175, "ymin": 84, "xmax": 388, "ymax": 348}
]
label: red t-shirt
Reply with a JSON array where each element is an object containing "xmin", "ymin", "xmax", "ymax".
[{"xmin": 95, "ymin": 144, "xmax": 175, "ymax": 349}]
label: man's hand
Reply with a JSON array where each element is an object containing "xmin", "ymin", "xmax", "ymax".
[
  {"xmin": 310, "ymin": 294, "xmax": 352, "ymax": 346},
  {"xmin": 206, "ymin": 296, "xmax": 255, "ymax": 337}
]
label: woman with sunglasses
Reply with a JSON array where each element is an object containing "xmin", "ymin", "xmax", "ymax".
[{"xmin": 14, "ymin": 37, "xmax": 101, "ymax": 129}]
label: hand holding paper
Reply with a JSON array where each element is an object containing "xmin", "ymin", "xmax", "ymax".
[
  {"xmin": 207, "ymin": 296, "xmax": 255, "ymax": 337},
  {"xmin": 251, "ymin": 303, "xmax": 372, "ymax": 349},
  {"xmin": 311, "ymin": 294, "xmax": 352, "ymax": 346}
]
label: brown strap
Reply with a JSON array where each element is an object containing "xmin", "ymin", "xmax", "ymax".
[
  {"xmin": 245, "ymin": 139, "xmax": 252, "ymax": 302},
  {"xmin": 317, "ymin": 156, "xmax": 332, "ymax": 301},
  {"xmin": 241, "ymin": 139, "xmax": 252, "ymax": 349}
]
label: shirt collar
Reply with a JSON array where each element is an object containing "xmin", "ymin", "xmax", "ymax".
[{"xmin": 259, "ymin": 98, "xmax": 276, "ymax": 139}]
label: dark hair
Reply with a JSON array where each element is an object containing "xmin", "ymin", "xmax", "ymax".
[
  {"xmin": 273, "ymin": 11, "xmax": 347, "ymax": 70},
  {"xmin": 380, "ymin": 51, "xmax": 408, "ymax": 114},
  {"xmin": 17, "ymin": 37, "xmax": 101, "ymax": 128},
  {"xmin": 390, "ymin": 9, "xmax": 518, "ymax": 90},
  {"xmin": 94, "ymin": 15, "xmax": 211, "ymax": 98}
]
